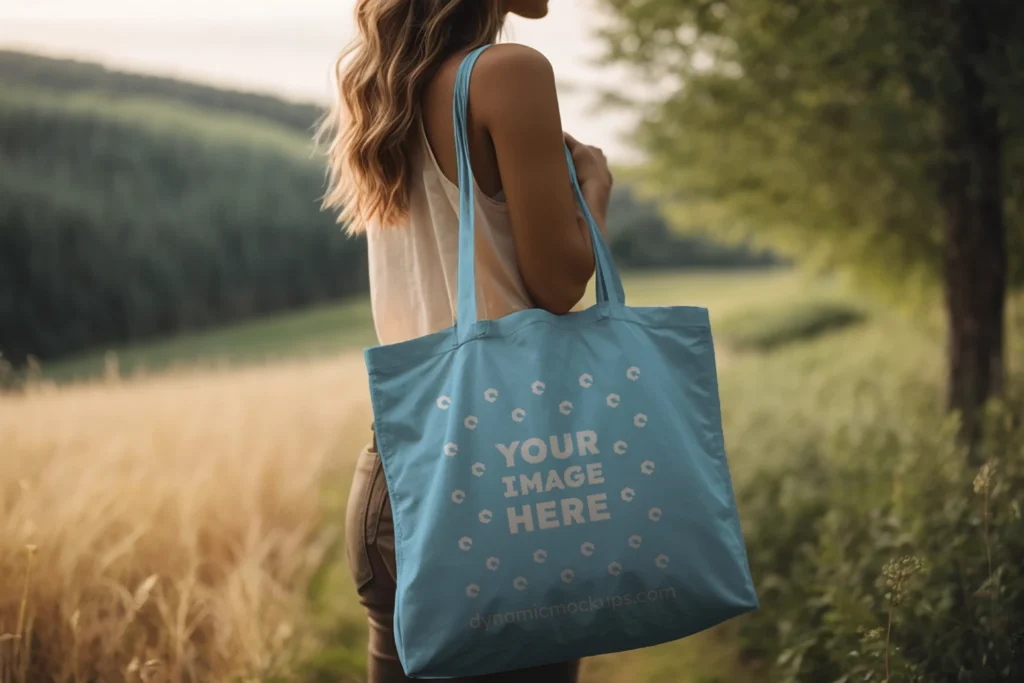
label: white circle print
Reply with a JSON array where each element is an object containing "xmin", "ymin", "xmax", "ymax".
[{"xmin": 627, "ymin": 366, "xmax": 641, "ymax": 381}]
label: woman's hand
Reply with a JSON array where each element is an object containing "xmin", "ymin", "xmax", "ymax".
[
  {"xmin": 564, "ymin": 133, "xmax": 613, "ymax": 192},
  {"xmin": 564, "ymin": 132, "xmax": 612, "ymax": 234}
]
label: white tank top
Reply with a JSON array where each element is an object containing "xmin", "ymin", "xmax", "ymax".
[{"xmin": 366, "ymin": 121, "xmax": 534, "ymax": 345}]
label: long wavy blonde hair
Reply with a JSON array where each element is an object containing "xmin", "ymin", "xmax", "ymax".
[{"xmin": 319, "ymin": 0, "xmax": 505, "ymax": 234}]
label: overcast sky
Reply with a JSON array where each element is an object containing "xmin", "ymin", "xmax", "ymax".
[{"xmin": 0, "ymin": 0, "xmax": 642, "ymax": 161}]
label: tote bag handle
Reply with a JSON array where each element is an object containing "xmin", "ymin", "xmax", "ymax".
[{"xmin": 453, "ymin": 45, "xmax": 625, "ymax": 344}]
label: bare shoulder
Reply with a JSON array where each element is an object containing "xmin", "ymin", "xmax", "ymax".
[
  {"xmin": 472, "ymin": 44, "xmax": 558, "ymax": 118},
  {"xmin": 476, "ymin": 43, "xmax": 553, "ymax": 76}
]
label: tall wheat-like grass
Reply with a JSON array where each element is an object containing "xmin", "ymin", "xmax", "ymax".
[{"xmin": 0, "ymin": 355, "xmax": 372, "ymax": 682}]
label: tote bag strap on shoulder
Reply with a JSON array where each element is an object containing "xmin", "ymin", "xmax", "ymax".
[{"xmin": 453, "ymin": 44, "xmax": 626, "ymax": 345}]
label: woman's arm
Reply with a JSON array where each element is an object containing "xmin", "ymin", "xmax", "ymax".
[{"xmin": 473, "ymin": 45, "xmax": 613, "ymax": 315}]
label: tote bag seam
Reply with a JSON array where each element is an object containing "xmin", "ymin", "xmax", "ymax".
[
  {"xmin": 366, "ymin": 312, "xmax": 711, "ymax": 377},
  {"xmin": 607, "ymin": 314, "xmax": 711, "ymax": 331},
  {"xmin": 703, "ymin": 326, "xmax": 759, "ymax": 606},
  {"xmin": 364, "ymin": 383, "xmax": 409, "ymax": 658}
]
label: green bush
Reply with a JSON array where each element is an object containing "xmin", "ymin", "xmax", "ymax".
[
  {"xmin": 718, "ymin": 300, "xmax": 866, "ymax": 351},
  {"xmin": 724, "ymin": 323, "xmax": 1024, "ymax": 682}
]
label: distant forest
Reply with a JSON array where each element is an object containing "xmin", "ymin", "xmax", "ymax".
[{"xmin": 0, "ymin": 51, "xmax": 775, "ymax": 365}]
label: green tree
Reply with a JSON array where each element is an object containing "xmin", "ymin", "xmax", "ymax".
[{"xmin": 597, "ymin": 0, "xmax": 1024, "ymax": 446}]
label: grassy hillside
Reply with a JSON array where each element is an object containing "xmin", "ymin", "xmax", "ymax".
[
  {"xmin": 0, "ymin": 83, "xmax": 367, "ymax": 365},
  {"xmin": 0, "ymin": 49, "xmax": 325, "ymax": 133}
]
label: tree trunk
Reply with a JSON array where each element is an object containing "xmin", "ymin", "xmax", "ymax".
[{"xmin": 941, "ymin": 2, "xmax": 1008, "ymax": 456}]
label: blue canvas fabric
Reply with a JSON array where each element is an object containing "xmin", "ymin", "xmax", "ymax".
[{"xmin": 364, "ymin": 45, "xmax": 758, "ymax": 679}]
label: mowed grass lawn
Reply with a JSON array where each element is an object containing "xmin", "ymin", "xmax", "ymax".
[{"xmin": 4, "ymin": 269, "xmax": 944, "ymax": 683}]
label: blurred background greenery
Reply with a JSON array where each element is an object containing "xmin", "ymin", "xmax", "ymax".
[{"xmin": 1, "ymin": 1, "xmax": 1023, "ymax": 682}]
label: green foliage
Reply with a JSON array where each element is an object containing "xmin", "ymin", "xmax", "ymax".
[
  {"xmin": 0, "ymin": 85, "xmax": 367, "ymax": 365},
  {"xmin": 0, "ymin": 50, "xmax": 324, "ymax": 134},
  {"xmin": 720, "ymin": 321, "xmax": 1024, "ymax": 682},
  {"xmin": 596, "ymin": 0, "xmax": 1024, "ymax": 290},
  {"xmin": 717, "ymin": 300, "xmax": 866, "ymax": 351}
]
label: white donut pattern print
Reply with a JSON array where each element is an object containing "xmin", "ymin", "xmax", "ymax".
[{"xmin": 452, "ymin": 365, "xmax": 672, "ymax": 599}]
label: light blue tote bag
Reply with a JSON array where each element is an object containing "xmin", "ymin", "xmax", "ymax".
[{"xmin": 365, "ymin": 45, "xmax": 758, "ymax": 679}]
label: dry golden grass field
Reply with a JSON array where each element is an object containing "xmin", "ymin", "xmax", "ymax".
[{"xmin": 1, "ymin": 354, "xmax": 374, "ymax": 682}]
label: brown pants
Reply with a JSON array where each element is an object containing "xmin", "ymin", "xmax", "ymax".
[{"xmin": 346, "ymin": 431, "xmax": 581, "ymax": 682}]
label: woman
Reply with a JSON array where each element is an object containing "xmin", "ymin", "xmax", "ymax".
[{"xmin": 321, "ymin": 1, "xmax": 613, "ymax": 680}]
